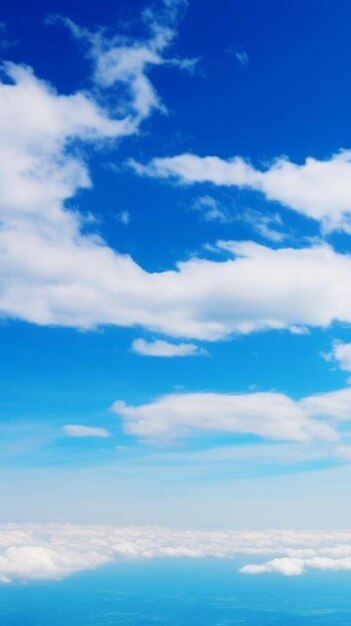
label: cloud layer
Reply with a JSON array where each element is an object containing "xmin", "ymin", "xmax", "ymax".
[{"xmin": 1, "ymin": 525, "xmax": 351, "ymax": 582}]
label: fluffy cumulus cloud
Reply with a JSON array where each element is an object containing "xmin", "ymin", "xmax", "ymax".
[
  {"xmin": 1, "ymin": 525, "xmax": 351, "ymax": 582},
  {"xmin": 132, "ymin": 150, "xmax": 351, "ymax": 232},
  {"xmin": 62, "ymin": 425, "xmax": 111, "ymax": 438},
  {"xmin": 131, "ymin": 338, "xmax": 206, "ymax": 357},
  {"xmin": 111, "ymin": 388, "xmax": 351, "ymax": 442}
]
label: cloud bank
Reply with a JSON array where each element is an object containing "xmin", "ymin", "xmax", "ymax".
[{"xmin": 1, "ymin": 525, "xmax": 351, "ymax": 582}]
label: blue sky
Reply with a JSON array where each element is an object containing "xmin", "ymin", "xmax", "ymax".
[{"xmin": 2, "ymin": 0, "xmax": 351, "ymax": 527}]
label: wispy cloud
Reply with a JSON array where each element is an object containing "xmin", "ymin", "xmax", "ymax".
[
  {"xmin": 227, "ymin": 46, "xmax": 249, "ymax": 66},
  {"xmin": 131, "ymin": 150, "xmax": 351, "ymax": 233},
  {"xmin": 63, "ymin": 425, "xmax": 111, "ymax": 438},
  {"xmin": 239, "ymin": 208, "xmax": 287, "ymax": 242},
  {"xmin": 241, "ymin": 554, "xmax": 351, "ymax": 576},
  {"xmin": 0, "ymin": 22, "xmax": 18, "ymax": 50},
  {"xmin": 131, "ymin": 338, "xmax": 207, "ymax": 357},
  {"xmin": 49, "ymin": 0, "xmax": 194, "ymax": 121},
  {"xmin": 117, "ymin": 210, "xmax": 130, "ymax": 225},
  {"xmin": 235, "ymin": 49, "xmax": 249, "ymax": 66},
  {"xmin": 192, "ymin": 195, "xmax": 230, "ymax": 223},
  {"xmin": 113, "ymin": 388, "xmax": 342, "ymax": 442}
]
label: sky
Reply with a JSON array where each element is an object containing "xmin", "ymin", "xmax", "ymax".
[{"xmin": 2, "ymin": 0, "xmax": 351, "ymax": 535}]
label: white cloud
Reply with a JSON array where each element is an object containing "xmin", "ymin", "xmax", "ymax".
[
  {"xmin": 0, "ymin": 61, "xmax": 132, "ymax": 224},
  {"xmin": 61, "ymin": 23, "xmax": 166, "ymax": 121},
  {"xmin": 324, "ymin": 341, "xmax": 351, "ymax": 373},
  {"xmin": 4, "ymin": 184, "xmax": 351, "ymax": 340},
  {"xmin": 113, "ymin": 385, "xmax": 351, "ymax": 443},
  {"xmin": 131, "ymin": 338, "xmax": 206, "ymax": 357},
  {"xmin": 112, "ymin": 390, "xmax": 338, "ymax": 442},
  {"xmin": 1, "ymin": 525, "xmax": 351, "ymax": 582},
  {"xmin": 131, "ymin": 150, "xmax": 351, "ymax": 232},
  {"xmin": 240, "ymin": 555, "xmax": 351, "ymax": 576},
  {"xmin": 63, "ymin": 425, "xmax": 111, "ymax": 438},
  {"xmin": 54, "ymin": 0, "xmax": 191, "ymax": 121},
  {"xmin": 241, "ymin": 557, "xmax": 305, "ymax": 576}
]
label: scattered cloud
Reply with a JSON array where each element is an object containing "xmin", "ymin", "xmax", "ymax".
[
  {"xmin": 131, "ymin": 150, "xmax": 351, "ymax": 232},
  {"xmin": 3, "ymin": 0, "xmax": 351, "ymax": 570},
  {"xmin": 112, "ymin": 389, "xmax": 342, "ymax": 442},
  {"xmin": 4, "ymin": 16, "xmax": 351, "ymax": 344},
  {"xmin": 63, "ymin": 425, "xmax": 111, "ymax": 438},
  {"xmin": 131, "ymin": 338, "xmax": 206, "ymax": 357}
]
